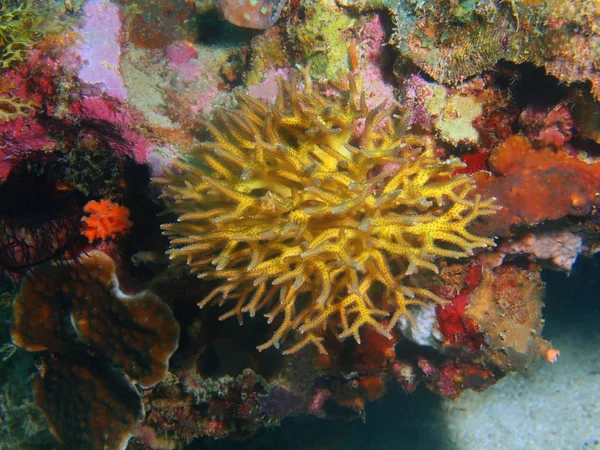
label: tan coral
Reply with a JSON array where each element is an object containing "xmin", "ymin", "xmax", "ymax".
[
  {"xmin": 466, "ymin": 266, "xmax": 555, "ymax": 372},
  {"xmin": 157, "ymin": 70, "xmax": 498, "ymax": 354}
]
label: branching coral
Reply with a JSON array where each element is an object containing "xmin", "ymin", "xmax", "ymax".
[{"xmin": 157, "ymin": 70, "xmax": 498, "ymax": 354}]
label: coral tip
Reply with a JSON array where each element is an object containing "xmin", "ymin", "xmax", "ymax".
[{"xmin": 544, "ymin": 348, "xmax": 560, "ymax": 364}]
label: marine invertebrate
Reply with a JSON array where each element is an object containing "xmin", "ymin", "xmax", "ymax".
[
  {"xmin": 465, "ymin": 265, "xmax": 553, "ymax": 372},
  {"xmin": 121, "ymin": 0, "xmax": 197, "ymax": 49},
  {"xmin": 12, "ymin": 250, "xmax": 180, "ymax": 386},
  {"xmin": 11, "ymin": 250, "xmax": 180, "ymax": 448},
  {"xmin": 76, "ymin": 0, "xmax": 127, "ymax": 100},
  {"xmin": 418, "ymin": 357, "xmax": 496, "ymax": 399},
  {"xmin": 479, "ymin": 231, "xmax": 583, "ymax": 272},
  {"xmin": 519, "ymin": 101, "xmax": 573, "ymax": 147},
  {"xmin": 473, "ymin": 135, "xmax": 600, "ymax": 236},
  {"xmin": 34, "ymin": 353, "xmax": 145, "ymax": 450},
  {"xmin": 157, "ymin": 70, "xmax": 498, "ymax": 354},
  {"xmin": 285, "ymin": 0, "xmax": 355, "ymax": 79},
  {"xmin": 340, "ymin": 0, "xmax": 600, "ymax": 98},
  {"xmin": 0, "ymin": 116, "xmax": 54, "ymax": 180},
  {"xmin": 0, "ymin": 95, "xmax": 38, "ymax": 123},
  {"xmin": 435, "ymin": 263, "xmax": 486, "ymax": 354},
  {"xmin": 0, "ymin": 1, "xmax": 72, "ymax": 70},
  {"xmin": 81, "ymin": 199, "xmax": 133, "ymax": 243}
]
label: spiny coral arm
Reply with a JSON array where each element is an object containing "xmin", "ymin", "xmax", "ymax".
[
  {"xmin": 337, "ymin": 293, "xmax": 391, "ymax": 343},
  {"xmin": 256, "ymin": 299, "xmax": 295, "ymax": 351},
  {"xmin": 282, "ymin": 332, "xmax": 327, "ymax": 355}
]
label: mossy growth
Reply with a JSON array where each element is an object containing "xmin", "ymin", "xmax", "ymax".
[
  {"xmin": 0, "ymin": 0, "xmax": 78, "ymax": 69},
  {"xmin": 286, "ymin": 0, "xmax": 356, "ymax": 79},
  {"xmin": 246, "ymin": 30, "xmax": 289, "ymax": 86},
  {"xmin": 51, "ymin": 147, "xmax": 124, "ymax": 198}
]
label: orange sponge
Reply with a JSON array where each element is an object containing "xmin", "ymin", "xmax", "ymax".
[{"xmin": 81, "ymin": 199, "xmax": 133, "ymax": 243}]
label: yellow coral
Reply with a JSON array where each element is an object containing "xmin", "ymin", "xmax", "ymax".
[
  {"xmin": 0, "ymin": 1, "xmax": 41, "ymax": 69},
  {"xmin": 0, "ymin": 0, "xmax": 74, "ymax": 70},
  {"xmin": 157, "ymin": 71, "xmax": 498, "ymax": 354}
]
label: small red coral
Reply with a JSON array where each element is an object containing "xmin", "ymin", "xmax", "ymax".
[
  {"xmin": 436, "ymin": 265, "xmax": 485, "ymax": 353},
  {"xmin": 81, "ymin": 199, "xmax": 133, "ymax": 243}
]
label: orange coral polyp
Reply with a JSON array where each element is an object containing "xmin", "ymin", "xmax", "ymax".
[
  {"xmin": 157, "ymin": 70, "xmax": 498, "ymax": 354},
  {"xmin": 81, "ymin": 199, "xmax": 133, "ymax": 243}
]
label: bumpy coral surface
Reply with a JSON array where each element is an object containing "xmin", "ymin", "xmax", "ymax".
[
  {"xmin": 12, "ymin": 250, "xmax": 180, "ymax": 388},
  {"xmin": 158, "ymin": 71, "xmax": 498, "ymax": 354},
  {"xmin": 34, "ymin": 354, "xmax": 144, "ymax": 450},
  {"xmin": 466, "ymin": 266, "xmax": 552, "ymax": 372},
  {"xmin": 11, "ymin": 250, "xmax": 180, "ymax": 449},
  {"xmin": 339, "ymin": 0, "xmax": 600, "ymax": 97},
  {"xmin": 473, "ymin": 135, "xmax": 600, "ymax": 236}
]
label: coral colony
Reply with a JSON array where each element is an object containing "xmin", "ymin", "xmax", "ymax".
[
  {"xmin": 157, "ymin": 71, "xmax": 498, "ymax": 354},
  {"xmin": 0, "ymin": 0, "xmax": 598, "ymax": 449}
]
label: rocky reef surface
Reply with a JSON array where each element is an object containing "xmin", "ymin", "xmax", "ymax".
[{"xmin": 0, "ymin": 0, "xmax": 599, "ymax": 449}]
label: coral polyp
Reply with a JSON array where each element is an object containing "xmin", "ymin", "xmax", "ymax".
[{"xmin": 157, "ymin": 71, "xmax": 498, "ymax": 354}]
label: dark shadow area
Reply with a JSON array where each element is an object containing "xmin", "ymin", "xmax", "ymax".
[
  {"xmin": 189, "ymin": 383, "xmax": 452, "ymax": 450},
  {"xmin": 541, "ymin": 252, "xmax": 600, "ymax": 337}
]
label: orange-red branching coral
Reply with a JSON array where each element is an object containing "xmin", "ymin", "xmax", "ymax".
[
  {"xmin": 11, "ymin": 250, "xmax": 180, "ymax": 449},
  {"xmin": 81, "ymin": 199, "xmax": 133, "ymax": 243},
  {"xmin": 157, "ymin": 70, "xmax": 498, "ymax": 354}
]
